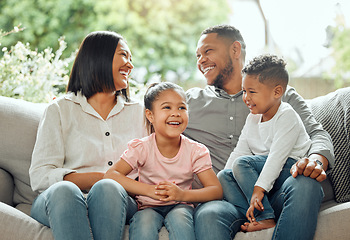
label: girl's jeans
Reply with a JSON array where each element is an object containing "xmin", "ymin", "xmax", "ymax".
[
  {"xmin": 31, "ymin": 179, "xmax": 137, "ymax": 240},
  {"xmin": 231, "ymin": 155, "xmax": 297, "ymax": 221},
  {"xmin": 129, "ymin": 204, "xmax": 195, "ymax": 240}
]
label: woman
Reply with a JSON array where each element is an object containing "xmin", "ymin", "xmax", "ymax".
[{"xmin": 29, "ymin": 31, "xmax": 146, "ymax": 240}]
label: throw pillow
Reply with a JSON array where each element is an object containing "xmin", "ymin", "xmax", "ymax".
[{"xmin": 308, "ymin": 87, "xmax": 350, "ymax": 202}]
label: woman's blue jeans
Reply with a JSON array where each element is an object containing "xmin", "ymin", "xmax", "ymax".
[
  {"xmin": 31, "ymin": 179, "xmax": 137, "ymax": 240},
  {"xmin": 231, "ymin": 155, "xmax": 297, "ymax": 221},
  {"xmin": 194, "ymin": 169, "xmax": 324, "ymax": 240},
  {"xmin": 129, "ymin": 204, "xmax": 195, "ymax": 240}
]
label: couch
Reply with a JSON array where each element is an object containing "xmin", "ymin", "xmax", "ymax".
[{"xmin": 1, "ymin": 87, "xmax": 350, "ymax": 240}]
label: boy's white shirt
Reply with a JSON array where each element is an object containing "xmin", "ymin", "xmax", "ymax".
[{"xmin": 225, "ymin": 102, "xmax": 311, "ymax": 192}]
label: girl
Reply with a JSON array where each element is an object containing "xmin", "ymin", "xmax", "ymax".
[
  {"xmin": 104, "ymin": 82, "xmax": 223, "ymax": 240},
  {"xmin": 29, "ymin": 31, "xmax": 146, "ymax": 240}
]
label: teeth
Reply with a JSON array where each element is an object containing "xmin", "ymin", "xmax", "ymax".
[
  {"xmin": 120, "ymin": 71, "xmax": 129, "ymax": 76},
  {"xmin": 202, "ymin": 66, "xmax": 214, "ymax": 74},
  {"xmin": 168, "ymin": 122, "xmax": 180, "ymax": 125}
]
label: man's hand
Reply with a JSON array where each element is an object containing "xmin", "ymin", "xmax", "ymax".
[{"xmin": 290, "ymin": 154, "xmax": 327, "ymax": 182}]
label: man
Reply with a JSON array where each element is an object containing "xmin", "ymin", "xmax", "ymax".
[{"xmin": 184, "ymin": 25, "xmax": 334, "ymax": 240}]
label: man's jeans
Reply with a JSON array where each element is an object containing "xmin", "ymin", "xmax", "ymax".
[
  {"xmin": 194, "ymin": 171, "xmax": 324, "ymax": 240},
  {"xmin": 129, "ymin": 204, "xmax": 195, "ymax": 240},
  {"xmin": 31, "ymin": 179, "xmax": 138, "ymax": 240}
]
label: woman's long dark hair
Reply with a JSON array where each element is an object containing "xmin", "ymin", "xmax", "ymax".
[{"xmin": 67, "ymin": 31, "xmax": 129, "ymax": 100}]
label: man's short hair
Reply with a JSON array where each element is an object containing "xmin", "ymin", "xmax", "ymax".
[
  {"xmin": 202, "ymin": 24, "xmax": 246, "ymax": 56},
  {"xmin": 242, "ymin": 54, "xmax": 289, "ymax": 89}
]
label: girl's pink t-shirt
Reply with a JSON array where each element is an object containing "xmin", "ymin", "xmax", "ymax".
[{"xmin": 121, "ymin": 133, "xmax": 212, "ymax": 209}]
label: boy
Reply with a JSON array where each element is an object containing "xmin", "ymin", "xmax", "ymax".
[{"xmin": 225, "ymin": 54, "xmax": 311, "ymax": 232}]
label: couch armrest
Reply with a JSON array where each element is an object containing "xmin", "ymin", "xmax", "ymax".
[
  {"xmin": 0, "ymin": 202, "xmax": 54, "ymax": 240},
  {"xmin": 0, "ymin": 168, "xmax": 14, "ymax": 206}
]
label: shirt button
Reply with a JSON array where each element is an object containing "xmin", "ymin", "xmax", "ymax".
[
  {"xmin": 108, "ymin": 161, "xmax": 113, "ymax": 166},
  {"xmin": 229, "ymin": 116, "xmax": 233, "ymax": 120},
  {"xmin": 231, "ymin": 98, "xmax": 235, "ymax": 102},
  {"xmin": 105, "ymin": 132, "xmax": 110, "ymax": 136}
]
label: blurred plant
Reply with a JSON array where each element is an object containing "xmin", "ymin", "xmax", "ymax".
[
  {"xmin": 85, "ymin": 0, "xmax": 229, "ymax": 85},
  {"xmin": 330, "ymin": 25, "xmax": 350, "ymax": 88},
  {"xmin": 0, "ymin": 28, "xmax": 75, "ymax": 102},
  {"xmin": 0, "ymin": 25, "xmax": 25, "ymax": 41},
  {"xmin": 0, "ymin": 0, "xmax": 96, "ymax": 57},
  {"xmin": 128, "ymin": 79, "xmax": 148, "ymax": 102},
  {"xmin": 323, "ymin": 5, "xmax": 350, "ymax": 89}
]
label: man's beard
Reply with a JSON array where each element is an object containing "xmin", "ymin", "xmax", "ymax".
[{"xmin": 212, "ymin": 57, "xmax": 233, "ymax": 90}]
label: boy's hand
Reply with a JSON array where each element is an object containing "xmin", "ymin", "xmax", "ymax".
[
  {"xmin": 246, "ymin": 186, "xmax": 265, "ymax": 223},
  {"xmin": 155, "ymin": 181, "xmax": 184, "ymax": 202}
]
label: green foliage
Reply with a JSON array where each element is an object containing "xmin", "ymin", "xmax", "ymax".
[
  {"xmin": 0, "ymin": 33, "xmax": 75, "ymax": 103},
  {"xmin": 0, "ymin": 0, "xmax": 96, "ymax": 57},
  {"xmin": 93, "ymin": 0, "xmax": 229, "ymax": 85},
  {"xmin": 0, "ymin": 0, "xmax": 229, "ymax": 102},
  {"xmin": 331, "ymin": 25, "xmax": 350, "ymax": 88},
  {"xmin": 0, "ymin": 0, "xmax": 229, "ymax": 85}
]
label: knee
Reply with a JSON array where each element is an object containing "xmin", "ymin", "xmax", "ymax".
[
  {"xmin": 48, "ymin": 181, "xmax": 82, "ymax": 202},
  {"xmin": 217, "ymin": 169, "xmax": 233, "ymax": 184},
  {"xmin": 195, "ymin": 201, "xmax": 243, "ymax": 228},
  {"xmin": 130, "ymin": 209, "xmax": 161, "ymax": 234},
  {"xmin": 90, "ymin": 179, "xmax": 128, "ymax": 200},
  {"xmin": 195, "ymin": 201, "xmax": 226, "ymax": 224},
  {"xmin": 169, "ymin": 205, "xmax": 194, "ymax": 221},
  {"xmin": 133, "ymin": 209, "xmax": 157, "ymax": 224},
  {"xmin": 231, "ymin": 156, "xmax": 249, "ymax": 174},
  {"xmin": 284, "ymin": 176, "xmax": 324, "ymax": 203},
  {"xmin": 43, "ymin": 181, "xmax": 84, "ymax": 212}
]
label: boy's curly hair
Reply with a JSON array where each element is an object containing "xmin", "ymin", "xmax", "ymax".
[{"xmin": 242, "ymin": 54, "xmax": 289, "ymax": 89}]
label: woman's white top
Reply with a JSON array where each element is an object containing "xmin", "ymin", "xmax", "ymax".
[{"xmin": 30, "ymin": 92, "xmax": 146, "ymax": 193}]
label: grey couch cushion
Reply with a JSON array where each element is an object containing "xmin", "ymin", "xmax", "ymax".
[
  {"xmin": 0, "ymin": 202, "xmax": 54, "ymax": 240},
  {"xmin": 0, "ymin": 168, "xmax": 14, "ymax": 205},
  {"xmin": 308, "ymin": 87, "xmax": 350, "ymax": 202},
  {"xmin": 0, "ymin": 96, "xmax": 46, "ymax": 206}
]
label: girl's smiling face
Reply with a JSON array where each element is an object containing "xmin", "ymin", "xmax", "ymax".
[{"xmin": 145, "ymin": 89, "xmax": 188, "ymax": 140}]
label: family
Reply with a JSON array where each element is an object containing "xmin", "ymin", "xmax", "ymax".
[{"xmin": 28, "ymin": 25, "xmax": 335, "ymax": 240}]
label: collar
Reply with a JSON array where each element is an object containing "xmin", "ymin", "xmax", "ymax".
[
  {"xmin": 65, "ymin": 91, "xmax": 131, "ymax": 120},
  {"xmin": 208, "ymin": 85, "xmax": 243, "ymax": 99}
]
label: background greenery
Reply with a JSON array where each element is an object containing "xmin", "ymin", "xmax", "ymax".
[
  {"xmin": 0, "ymin": 0, "xmax": 349, "ymax": 102},
  {"xmin": 0, "ymin": 0, "xmax": 228, "ymax": 91}
]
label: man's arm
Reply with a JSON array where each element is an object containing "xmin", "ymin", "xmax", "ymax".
[{"xmin": 283, "ymin": 86, "xmax": 335, "ymax": 181}]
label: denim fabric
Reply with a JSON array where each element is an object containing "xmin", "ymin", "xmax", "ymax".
[
  {"xmin": 31, "ymin": 179, "xmax": 137, "ymax": 240},
  {"xmin": 231, "ymin": 155, "xmax": 297, "ymax": 221},
  {"xmin": 129, "ymin": 204, "xmax": 195, "ymax": 240},
  {"xmin": 195, "ymin": 171, "xmax": 324, "ymax": 240}
]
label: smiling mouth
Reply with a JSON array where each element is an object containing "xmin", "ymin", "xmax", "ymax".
[
  {"xmin": 202, "ymin": 66, "xmax": 215, "ymax": 75},
  {"xmin": 246, "ymin": 103, "xmax": 255, "ymax": 109},
  {"xmin": 167, "ymin": 121, "xmax": 180, "ymax": 125},
  {"xmin": 119, "ymin": 70, "xmax": 129, "ymax": 77}
]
